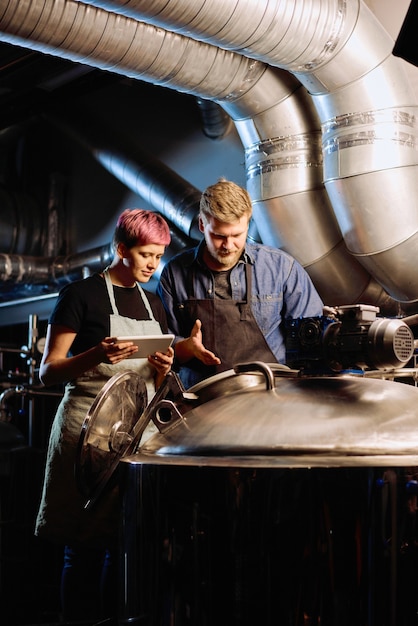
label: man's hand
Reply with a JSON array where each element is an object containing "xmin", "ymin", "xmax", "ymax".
[
  {"xmin": 189, "ymin": 319, "xmax": 221, "ymax": 365},
  {"xmin": 174, "ymin": 319, "xmax": 221, "ymax": 366}
]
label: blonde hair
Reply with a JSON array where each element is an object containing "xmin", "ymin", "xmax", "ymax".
[{"xmin": 200, "ymin": 178, "xmax": 252, "ymax": 224}]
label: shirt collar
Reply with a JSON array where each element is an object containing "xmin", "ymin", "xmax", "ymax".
[{"xmin": 242, "ymin": 244, "xmax": 254, "ymax": 265}]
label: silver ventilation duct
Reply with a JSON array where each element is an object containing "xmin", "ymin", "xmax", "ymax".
[
  {"xmin": 76, "ymin": 0, "xmax": 418, "ymax": 303},
  {"xmin": 45, "ymin": 90, "xmax": 388, "ymax": 307},
  {"xmin": 0, "ymin": 244, "xmax": 113, "ymax": 286},
  {"xmin": 45, "ymin": 109, "xmax": 204, "ymax": 243},
  {"xmin": 0, "ymin": 0, "xmax": 417, "ymax": 307}
]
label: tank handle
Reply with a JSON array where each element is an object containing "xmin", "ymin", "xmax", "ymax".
[{"xmin": 233, "ymin": 361, "xmax": 275, "ymax": 390}]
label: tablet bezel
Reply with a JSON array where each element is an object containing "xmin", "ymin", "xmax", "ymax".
[{"xmin": 115, "ymin": 334, "xmax": 174, "ymax": 359}]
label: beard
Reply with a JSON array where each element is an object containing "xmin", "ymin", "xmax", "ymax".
[{"xmin": 206, "ymin": 246, "xmax": 242, "ymax": 270}]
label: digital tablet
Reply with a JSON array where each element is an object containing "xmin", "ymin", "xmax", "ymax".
[{"xmin": 116, "ymin": 334, "xmax": 174, "ymax": 359}]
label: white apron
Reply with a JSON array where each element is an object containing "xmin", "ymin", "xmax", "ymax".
[{"xmin": 35, "ymin": 270, "xmax": 162, "ymax": 547}]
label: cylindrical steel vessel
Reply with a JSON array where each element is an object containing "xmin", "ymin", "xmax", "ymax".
[
  {"xmin": 116, "ymin": 366, "xmax": 418, "ymax": 626},
  {"xmin": 121, "ymin": 459, "xmax": 418, "ymax": 626}
]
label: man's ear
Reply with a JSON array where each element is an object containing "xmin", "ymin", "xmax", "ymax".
[{"xmin": 198, "ymin": 215, "xmax": 205, "ymax": 233}]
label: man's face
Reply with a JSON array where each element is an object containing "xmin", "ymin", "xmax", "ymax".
[{"xmin": 199, "ymin": 214, "xmax": 249, "ymax": 271}]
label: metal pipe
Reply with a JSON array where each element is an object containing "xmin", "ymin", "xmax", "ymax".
[
  {"xmin": 72, "ymin": 0, "xmax": 418, "ymax": 302},
  {"xmin": 26, "ymin": 314, "xmax": 37, "ymax": 446},
  {"xmin": 0, "ymin": 385, "xmax": 24, "ymax": 421},
  {"xmin": 0, "ymin": 244, "xmax": 113, "ymax": 285},
  {"xmin": 0, "ymin": 0, "xmax": 399, "ymax": 310}
]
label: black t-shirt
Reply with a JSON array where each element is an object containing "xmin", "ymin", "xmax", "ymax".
[
  {"xmin": 50, "ymin": 273, "xmax": 169, "ymax": 355},
  {"xmin": 213, "ymin": 269, "xmax": 232, "ymax": 299}
]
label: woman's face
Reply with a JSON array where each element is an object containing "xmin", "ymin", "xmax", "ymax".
[{"xmin": 121, "ymin": 243, "xmax": 165, "ymax": 283}]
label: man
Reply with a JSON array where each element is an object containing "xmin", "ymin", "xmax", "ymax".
[{"xmin": 158, "ymin": 178, "xmax": 324, "ymax": 388}]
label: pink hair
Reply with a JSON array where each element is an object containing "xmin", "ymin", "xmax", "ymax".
[{"xmin": 113, "ymin": 209, "xmax": 171, "ymax": 248}]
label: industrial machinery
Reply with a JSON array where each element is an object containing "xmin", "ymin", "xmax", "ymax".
[{"xmin": 76, "ymin": 306, "xmax": 418, "ymax": 626}]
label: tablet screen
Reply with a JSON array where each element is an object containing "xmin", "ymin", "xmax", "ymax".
[{"xmin": 116, "ymin": 334, "xmax": 174, "ymax": 359}]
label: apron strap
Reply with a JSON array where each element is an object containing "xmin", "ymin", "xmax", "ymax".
[
  {"xmin": 137, "ymin": 284, "xmax": 156, "ymax": 320},
  {"xmin": 104, "ymin": 268, "xmax": 118, "ymax": 315},
  {"xmin": 103, "ymin": 268, "xmax": 157, "ymax": 320}
]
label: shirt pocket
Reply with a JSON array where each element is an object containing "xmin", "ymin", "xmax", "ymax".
[{"xmin": 251, "ymin": 293, "xmax": 283, "ymax": 333}]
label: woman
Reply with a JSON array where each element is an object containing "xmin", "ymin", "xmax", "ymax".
[{"xmin": 35, "ymin": 208, "xmax": 174, "ymax": 622}]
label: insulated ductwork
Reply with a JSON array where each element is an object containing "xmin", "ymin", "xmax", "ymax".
[
  {"xmin": 68, "ymin": 0, "xmax": 418, "ymax": 304},
  {"xmin": 44, "ymin": 109, "xmax": 204, "ymax": 243},
  {"xmin": 195, "ymin": 99, "xmax": 233, "ymax": 140},
  {"xmin": 0, "ymin": 244, "xmax": 113, "ymax": 286},
  {"xmin": 46, "ymin": 96, "xmax": 389, "ymax": 306},
  {"xmin": 0, "ymin": 0, "xmax": 417, "ymax": 306}
]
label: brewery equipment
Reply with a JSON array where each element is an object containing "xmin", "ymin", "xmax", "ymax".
[{"xmin": 76, "ymin": 307, "xmax": 418, "ymax": 626}]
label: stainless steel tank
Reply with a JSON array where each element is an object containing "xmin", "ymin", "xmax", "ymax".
[{"xmin": 76, "ymin": 361, "xmax": 418, "ymax": 626}]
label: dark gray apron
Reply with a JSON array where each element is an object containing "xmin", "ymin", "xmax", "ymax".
[{"xmin": 178, "ymin": 262, "xmax": 277, "ymax": 388}]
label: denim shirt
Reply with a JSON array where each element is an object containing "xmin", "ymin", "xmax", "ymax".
[{"xmin": 157, "ymin": 240, "xmax": 324, "ymax": 364}]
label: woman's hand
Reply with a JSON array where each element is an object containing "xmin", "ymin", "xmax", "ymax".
[
  {"xmin": 148, "ymin": 345, "xmax": 174, "ymax": 374},
  {"xmin": 101, "ymin": 337, "xmax": 139, "ymax": 363},
  {"xmin": 149, "ymin": 346, "xmax": 174, "ymax": 388},
  {"xmin": 40, "ymin": 326, "xmax": 172, "ymax": 387}
]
